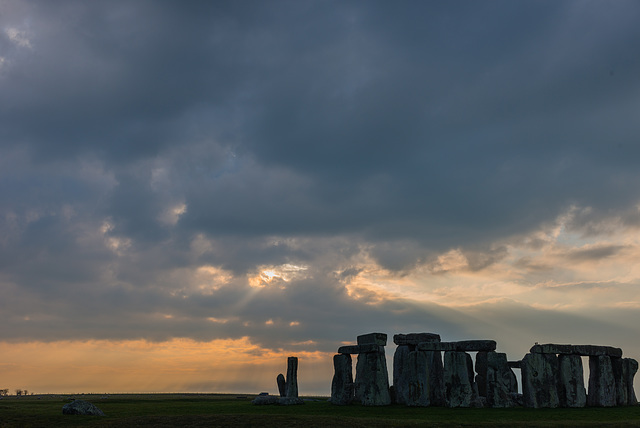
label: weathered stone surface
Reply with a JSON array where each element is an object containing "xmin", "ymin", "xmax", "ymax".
[
  {"xmin": 393, "ymin": 333, "xmax": 441, "ymax": 346},
  {"xmin": 426, "ymin": 350, "xmax": 446, "ymax": 406},
  {"xmin": 508, "ymin": 361, "xmax": 522, "ymax": 369},
  {"xmin": 276, "ymin": 373, "xmax": 286, "ymax": 397},
  {"xmin": 338, "ymin": 344, "xmax": 381, "ymax": 354},
  {"xmin": 62, "ymin": 400, "xmax": 105, "ymax": 416},
  {"xmin": 521, "ymin": 352, "xmax": 560, "ymax": 408},
  {"xmin": 252, "ymin": 395, "xmax": 279, "ymax": 405},
  {"xmin": 330, "ymin": 354, "xmax": 354, "ymax": 405},
  {"xmin": 278, "ymin": 397, "xmax": 305, "ymax": 405},
  {"xmin": 393, "ymin": 346, "xmax": 443, "ymax": 407},
  {"xmin": 530, "ymin": 344, "xmax": 622, "ymax": 358},
  {"xmin": 393, "ymin": 345, "xmax": 412, "ymax": 405},
  {"xmin": 485, "ymin": 352, "xmax": 517, "ymax": 408},
  {"xmin": 285, "ymin": 356, "xmax": 298, "ymax": 398},
  {"xmin": 612, "ymin": 357, "xmax": 639, "ymax": 406},
  {"xmin": 588, "ymin": 355, "xmax": 616, "ymax": 407},
  {"xmin": 475, "ymin": 352, "xmax": 489, "ymax": 398},
  {"xmin": 558, "ymin": 354, "xmax": 586, "ymax": 408},
  {"xmin": 443, "ymin": 351, "xmax": 480, "ymax": 408},
  {"xmin": 357, "ymin": 332, "xmax": 387, "ymax": 346},
  {"xmin": 626, "ymin": 359, "xmax": 638, "ymax": 405},
  {"xmin": 354, "ymin": 347, "xmax": 391, "ymax": 406},
  {"xmin": 418, "ymin": 340, "xmax": 496, "ymax": 352}
]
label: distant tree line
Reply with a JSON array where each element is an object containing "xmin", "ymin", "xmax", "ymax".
[{"xmin": 0, "ymin": 389, "xmax": 31, "ymax": 396}]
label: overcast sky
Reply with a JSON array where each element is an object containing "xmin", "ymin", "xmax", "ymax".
[{"xmin": 1, "ymin": 0, "xmax": 640, "ymax": 395}]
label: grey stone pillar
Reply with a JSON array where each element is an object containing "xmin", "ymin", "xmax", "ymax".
[
  {"xmin": 485, "ymin": 352, "xmax": 517, "ymax": 408},
  {"xmin": 354, "ymin": 346, "xmax": 391, "ymax": 406},
  {"xmin": 588, "ymin": 355, "xmax": 616, "ymax": 407},
  {"xmin": 330, "ymin": 354, "xmax": 354, "ymax": 405},
  {"xmin": 285, "ymin": 356, "xmax": 298, "ymax": 398},
  {"xmin": 558, "ymin": 354, "xmax": 586, "ymax": 407},
  {"xmin": 443, "ymin": 351, "xmax": 480, "ymax": 407},
  {"xmin": 521, "ymin": 352, "xmax": 560, "ymax": 408}
]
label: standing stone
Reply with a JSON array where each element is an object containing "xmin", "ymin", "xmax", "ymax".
[
  {"xmin": 393, "ymin": 345, "xmax": 412, "ymax": 405},
  {"xmin": 276, "ymin": 373, "xmax": 286, "ymax": 397},
  {"xmin": 558, "ymin": 354, "xmax": 586, "ymax": 408},
  {"xmin": 475, "ymin": 351, "xmax": 489, "ymax": 398},
  {"xmin": 443, "ymin": 351, "xmax": 480, "ymax": 408},
  {"xmin": 286, "ymin": 357, "xmax": 299, "ymax": 398},
  {"xmin": 626, "ymin": 359, "xmax": 638, "ymax": 405},
  {"xmin": 485, "ymin": 352, "xmax": 516, "ymax": 408},
  {"xmin": 612, "ymin": 357, "xmax": 627, "ymax": 406},
  {"xmin": 521, "ymin": 353, "xmax": 560, "ymax": 408},
  {"xmin": 331, "ymin": 354, "xmax": 354, "ymax": 405},
  {"xmin": 354, "ymin": 346, "xmax": 391, "ymax": 406},
  {"xmin": 426, "ymin": 350, "xmax": 446, "ymax": 406},
  {"xmin": 393, "ymin": 346, "xmax": 432, "ymax": 406},
  {"xmin": 588, "ymin": 355, "xmax": 616, "ymax": 407}
]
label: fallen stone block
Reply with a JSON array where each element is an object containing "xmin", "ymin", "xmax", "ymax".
[{"xmin": 62, "ymin": 400, "xmax": 105, "ymax": 416}]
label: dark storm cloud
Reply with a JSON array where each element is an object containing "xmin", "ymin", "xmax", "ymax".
[{"xmin": 2, "ymin": 0, "xmax": 640, "ymax": 345}]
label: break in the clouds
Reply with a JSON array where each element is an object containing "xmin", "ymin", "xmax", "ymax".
[{"xmin": 1, "ymin": 0, "xmax": 640, "ymax": 394}]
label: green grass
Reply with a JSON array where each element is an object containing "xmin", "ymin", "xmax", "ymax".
[{"xmin": 1, "ymin": 394, "xmax": 639, "ymax": 427}]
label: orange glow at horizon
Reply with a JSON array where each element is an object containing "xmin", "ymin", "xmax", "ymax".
[{"xmin": 0, "ymin": 338, "xmax": 333, "ymax": 395}]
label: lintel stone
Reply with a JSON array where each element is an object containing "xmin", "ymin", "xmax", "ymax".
[
  {"xmin": 530, "ymin": 344, "xmax": 622, "ymax": 358},
  {"xmin": 338, "ymin": 344, "xmax": 381, "ymax": 354},
  {"xmin": 357, "ymin": 332, "xmax": 387, "ymax": 346},
  {"xmin": 417, "ymin": 340, "xmax": 497, "ymax": 352},
  {"xmin": 393, "ymin": 333, "xmax": 441, "ymax": 346}
]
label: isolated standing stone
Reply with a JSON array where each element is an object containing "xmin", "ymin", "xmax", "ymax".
[
  {"xmin": 276, "ymin": 373, "xmax": 286, "ymax": 397},
  {"xmin": 558, "ymin": 354, "xmax": 586, "ymax": 408},
  {"xmin": 354, "ymin": 347, "xmax": 391, "ymax": 406},
  {"xmin": 286, "ymin": 356, "xmax": 299, "ymax": 398},
  {"xmin": 443, "ymin": 351, "xmax": 480, "ymax": 408},
  {"xmin": 62, "ymin": 400, "xmax": 105, "ymax": 416},
  {"xmin": 521, "ymin": 353, "xmax": 560, "ymax": 408},
  {"xmin": 588, "ymin": 355, "xmax": 616, "ymax": 407},
  {"xmin": 331, "ymin": 354, "xmax": 354, "ymax": 405}
]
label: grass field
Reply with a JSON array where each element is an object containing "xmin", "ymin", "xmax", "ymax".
[{"xmin": 1, "ymin": 394, "xmax": 640, "ymax": 427}]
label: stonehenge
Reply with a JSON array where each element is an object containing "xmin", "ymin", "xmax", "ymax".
[{"xmin": 330, "ymin": 333, "xmax": 637, "ymax": 409}]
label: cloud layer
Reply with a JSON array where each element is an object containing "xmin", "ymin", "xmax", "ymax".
[{"xmin": 1, "ymin": 0, "xmax": 640, "ymax": 394}]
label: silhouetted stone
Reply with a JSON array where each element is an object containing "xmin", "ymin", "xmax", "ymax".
[
  {"xmin": 357, "ymin": 332, "xmax": 387, "ymax": 346},
  {"xmin": 354, "ymin": 347, "xmax": 391, "ymax": 406},
  {"xmin": 612, "ymin": 357, "xmax": 639, "ymax": 406},
  {"xmin": 393, "ymin": 346, "xmax": 433, "ymax": 406},
  {"xmin": 393, "ymin": 333, "xmax": 441, "ymax": 346},
  {"xmin": 530, "ymin": 344, "xmax": 622, "ymax": 358},
  {"xmin": 62, "ymin": 400, "xmax": 105, "ymax": 416},
  {"xmin": 626, "ymin": 359, "xmax": 638, "ymax": 405},
  {"xmin": 277, "ymin": 373, "xmax": 286, "ymax": 397},
  {"xmin": 443, "ymin": 351, "xmax": 480, "ymax": 407},
  {"xmin": 521, "ymin": 353, "xmax": 560, "ymax": 408},
  {"xmin": 588, "ymin": 355, "xmax": 616, "ymax": 407},
  {"xmin": 418, "ymin": 340, "xmax": 496, "ymax": 352},
  {"xmin": 286, "ymin": 356, "xmax": 298, "ymax": 398},
  {"xmin": 475, "ymin": 352, "xmax": 489, "ymax": 398},
  {"xmin": 338, "ymin": 344, "xmax": 381, "ymax": 354},
  {"xmin": 485, "ymin": 352, "xmax": 517, "ymax": 408},
  {"xmin": 331, "ymin": 354, "xmax": 354, "ymax": 405},
  {"xmin": 558, "ymin": 354, "xmax": 586, "ymax": 408}
]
